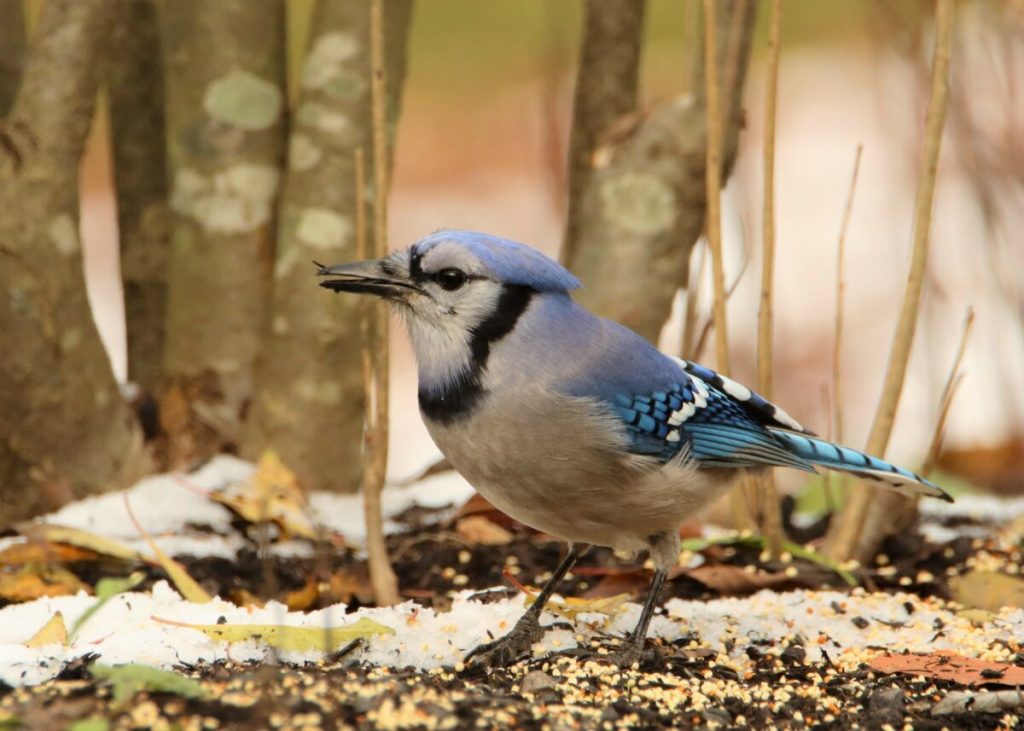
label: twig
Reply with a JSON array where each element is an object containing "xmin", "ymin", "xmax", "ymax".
[
  {"xmin": 825, "ymin": 0, "xmax": 956, "ymax": 562},
  {"xmin": 922, "ymin": 308, "xmax": 974, "ymax": 474},
  {"xmin": 831, "ymin": 145, "xmax": 863, "ymax": 508},
  {"xmin": 754, "ymin": 0, "xmax": 785, "ymax": 556},
  {"xmin": 703, "ymin": 0, "xmax": 730, "ymax": 378},
  {"xmin": 680, "ymin": 243, "xmax": 706, "ymax": 360},
  {"xmin": 692, "ymin": 235, "xmax": 750, "ymax": 362},
  {"xmin": 704, "ymin": 0, "xmax": 750, "ymax": 532},
  {"xmin": 819, "ymin": 383, "xmax": 836, "ymax": 513},
  {"xmin": 833, "ymin": 144, "xmax": 863, "ymax": 451},
  {"xmin": 364, "ymin": 0, "xmax": 400, "ymax": 607}
]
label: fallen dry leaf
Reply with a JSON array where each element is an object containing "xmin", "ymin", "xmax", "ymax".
[
  {"xmin": 679, "ymin": 563, "xmax": 792, "ymax": 596},
  {"xmin": 283, "ymin": 577, "xmax": 320, "ymax": 611},
  {"xmin": 24, "ymin": 611, "xmax": 69, "ymax": 648},
  {"xmin": 447, "ymin": 494, "xmax": 524, "ymax": 531},
  {"xmin": 228, "ymin": 588, "xmax": 265, "ymax": 609},
  {"xmin": 505, "ymin": 570, "xmax": 630, "ymax": 621},
  {"xmin": 153, "ymin": 615, "xmax": 394, "ymax": 652},
  {"xmin": 577, "ymin": 568, "xmax": 649, "ymax": 599},
  {"xmin": 537, "ymin": 593, "xmax": 632, "ymax": 621},
  {"xmin": 455, "ymin": 515, "xmax": 514, "ymax": 545},
  {"xmin": 0, "ymin": 541, "xmax": 99, "ymax": 566},
  {"xmin": 326, "ymin": 569, "xmax": 374, "ymax": 605},
  {"xmin": 0, "ymin": 565, "xmax": 89, "ymax": 602},
  {"xmin": 869, "ymin": 652, "xmax": 1024, "ymax": 687},
  {"xmin": 952, "ymin": 570, "xmax": 1024, "ymax": 612},
  {"xmin": 208, "ymin": 450, "xmax": 319, "ymax": 540},
  {"xmin": 14, "ymin": 523, "xmax": 144, "ymax": 563}
]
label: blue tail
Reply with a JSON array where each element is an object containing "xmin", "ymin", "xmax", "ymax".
[{"xmin": 769, "ymin": 429, "xmax": 953, "ymax": 503}]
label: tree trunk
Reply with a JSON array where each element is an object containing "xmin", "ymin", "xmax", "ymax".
[
  {"xmin": 567, "ymin": 0, "xmax": 755, "ymax": 344},
  {"xmin": 0, "ymin": 0, "xmax": 147, "ymax": 524},
  {"xmin": 244, "ymin": 0, "xmax": 414, "ymax": 493},
  {"xmin": 561, "ymin": 0, "xmax": 645, "ymax": 267},
  {"xmin": 0, "ymin": 0, "xmax": 26, "ymax": 116},
  {"xmin": 103, "ymin": 0, "xmax": 170, "ymax": 397},
  {"xmin": 161, "ymin": 0, "xmax": 286, "ymax": 466}
]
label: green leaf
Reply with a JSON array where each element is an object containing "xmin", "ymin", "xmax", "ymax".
[
  {"xmin": 679, "ymin": 533, "xmax": 857, "ymax": 587},
  {"xmin": 66, "ymin": 719, "xmax": 109, "ymax": 731},
  {"xmin": 89, "ymin": 663, "xmax": 204, "ymax": 707},
  {"xmin": 70, "ymin": 572, "xmax": 146, "ymax": 640}
]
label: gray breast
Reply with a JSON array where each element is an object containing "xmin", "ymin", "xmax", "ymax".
[{"xmin": 423, "ymin": 385, "xmax": 725, "ymax": 553}]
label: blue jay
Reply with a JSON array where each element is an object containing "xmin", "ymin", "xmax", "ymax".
[{"xmin": 318, "ymin": 229, "xmax": 950, "ymax": 667}]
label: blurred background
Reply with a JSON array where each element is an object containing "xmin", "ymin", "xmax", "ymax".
[{"xmin": 71, "ymin": 1, "xmax": 1023, "ymax": 487}]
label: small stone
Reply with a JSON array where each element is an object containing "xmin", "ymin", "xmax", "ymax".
[
  {"xmin": 869, "ymin": 687, "xmax": 905, "ymax": 714},
  {"xmin": 520, "ymin": 670, "xmax": 558, "ymax": 694}
]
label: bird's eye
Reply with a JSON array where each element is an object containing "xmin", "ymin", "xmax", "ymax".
[{"xmin": 434, "ymin": 268, "xmax": 467, "ymax": 291}]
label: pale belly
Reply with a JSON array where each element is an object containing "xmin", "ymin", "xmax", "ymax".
[{"xmin": 423, "ymin": 388, "xmax": 737, "ymax": 553}]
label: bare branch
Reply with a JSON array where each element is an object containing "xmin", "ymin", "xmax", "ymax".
[
  {"xmin": 825, "ymin": 0, "xmax": 957, "ymax": 562},
  {"xmin": 753, "ymin": 0, "xmax": 785, "ymax": 554},
  {"xmin": 365, "ymin": 0, "xmax": 400, "ymax": 607}
]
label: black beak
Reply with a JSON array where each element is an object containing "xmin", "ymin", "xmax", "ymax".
[{"xmin": 315, "ymin": 258, "xmax": 420, "ymax": 299}]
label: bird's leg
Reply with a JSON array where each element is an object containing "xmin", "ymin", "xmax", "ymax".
[
  {"xmin": 606, "ymin": 568, "xmax": 668, "ymax": 667},
  {"xmin": 464, "ymin": 545, "xmax": 580, "ymax": 668}
]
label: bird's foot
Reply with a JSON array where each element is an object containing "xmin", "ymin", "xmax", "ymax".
[
  {"xmin": 602, "ymin": 639, "xmax": 662, "ymax": 669},
  {"xmin": 463, "ymin": 616, "xmax": 545, "ymax": 670}
]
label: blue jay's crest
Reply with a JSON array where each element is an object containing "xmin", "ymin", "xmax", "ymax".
[{"xmin": 413, "ymin": 230, "xmax": 582, "ymax": 293}]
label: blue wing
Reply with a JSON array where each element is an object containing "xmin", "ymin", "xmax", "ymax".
[{"xmin": 610, "ymin": 361, "xmax": 814, "ymax": 472}]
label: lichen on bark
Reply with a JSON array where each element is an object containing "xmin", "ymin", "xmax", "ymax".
[
  {"xmin": 161, "ymin": 0, "xmax": 287, "ymax": 466},
  {"xmin": 566, "ymin": 0, "xmax": 756, "ymax": 344},
  {"xmin": 243, "ymin": 0, "xmax": 413, "ymax": 494}
]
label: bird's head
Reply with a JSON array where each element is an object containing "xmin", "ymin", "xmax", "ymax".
[
  {"xmin": 318, "ymin": 229, "xmax": 579, "ymax": 336},
  {"xmin": 318, "ymin": 229, "xmax": 581, "ymax": 390}
]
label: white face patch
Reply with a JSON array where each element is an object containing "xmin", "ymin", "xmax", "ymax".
[{"xmin": 391, "ymin": 245, "xmax": 506, "ymax": 389}]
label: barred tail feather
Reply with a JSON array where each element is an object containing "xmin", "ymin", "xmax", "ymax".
[{"xmin": 769, "ymin": 429, "xmax": 953, "ymax": 503}]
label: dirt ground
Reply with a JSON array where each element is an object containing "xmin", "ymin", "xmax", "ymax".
[{"xmin": 3, "ymin": 499, "xmax": 1023, "ymax": 730}]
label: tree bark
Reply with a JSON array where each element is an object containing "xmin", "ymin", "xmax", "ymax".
[
  {"xmin": 0, "ymin": 0, "xmax": 147, "ymax": 524},
  {"xmin": 103, "ymin": 0, "xmax": 170, "ymax": 396},
  {"xmin": 561, "ymin": 0, "xmax": 645, "ymax": 267},
  {"xmin": 161, "ymin": 0, "xmax": 286, "ymax": 466},
  {"xmin": 567, "ymin": 0, "xmax": 756, "ymax": 344},
  {"xmin": 0, "ymin": 0, "xmax": 26, "ymax": 116},
  {"xmin": 244, "ymin": 0, "xmax": 413, "ymax": 493}
]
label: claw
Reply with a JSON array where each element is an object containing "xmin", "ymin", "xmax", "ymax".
[{"xmin": 463, "ymin": 617, "xmax": 544, "ymax": 670}]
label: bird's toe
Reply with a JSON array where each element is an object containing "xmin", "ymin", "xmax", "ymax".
[{"xmin": 463, "ymin": 618, "xmax": 545, "ymax": 671}]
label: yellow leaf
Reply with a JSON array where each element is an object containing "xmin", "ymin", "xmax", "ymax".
[
  {"xmin": 952, "ymin": 571, "xmax": 1024, "ymax": 613},
  {"xmin": 525, "ymin": 591, "xmax": 631, "ymax": 621},
  {"xmin": 122, "ymin": 494, "xmax": 211, "ymax": 604},
  {"xmin": 25, "ymin": 611, "xmax": 69, "ymax": 648},
  {"xmin": 149, "ymin": 543, "xmax": 212, "ymax": 604},
  {"xmin": 14, "ymin": 523, "xmax": 144, "ymax": 562},
  {"xmin": 208, "ymin": 450, "xmax": 319, "ymax": 540},
  {"xmin": 152, "ymin": 616, "xmax": 394, "ymax": 653}
]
